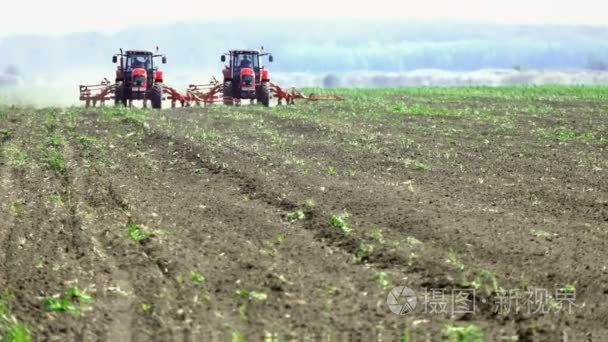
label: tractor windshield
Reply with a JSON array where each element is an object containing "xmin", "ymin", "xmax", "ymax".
[
  {"xmin": 236, "ymin": 53, "xmax": 259, "ymax": 70},
  {"xmin": 128, "ymin": 55, "xmax": 152, "ymax": 70}
]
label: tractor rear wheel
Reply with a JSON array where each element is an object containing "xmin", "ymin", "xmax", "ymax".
[
  {"xmin": 115, "ymin": 83, "xmax": 127, "ymax": 107},
  {"xmin": 260, "ymin": 81, "xmax": 272, "ymax": 107},
  {"xmin": 223, "ymin": 81, "xmax": 234, "ymax": 106},
  {"xmin": 150, "ymin": 83, "xmax": 163, "ymax": 109}
]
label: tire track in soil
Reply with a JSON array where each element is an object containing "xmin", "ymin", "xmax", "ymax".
[
  {"xmin": 0, "ymin": 125, "xmax": 14, "ymax": 287},
  {"xmin": 66, "ymin": 141, "xmax": 136, "ymax": 342},
  {"xmin": 68, "ymin": 125, "xmax": 189, "ymax": 340},
  {"xmin": 0, "ymin": 155, "xmax": 16, "ymax": 288},
  {"xmin": 0, "ymin": 115, "xmax": 104, "ymax": 339}
]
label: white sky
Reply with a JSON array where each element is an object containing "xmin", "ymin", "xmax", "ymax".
[{"xmin": 0, "ymin": 0, "xmax": 607, "ymax": 37}]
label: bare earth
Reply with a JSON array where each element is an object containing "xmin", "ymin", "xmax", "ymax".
[{"xmin": 0, "ymin": 88, "xmax": 607, "ymax": 341}]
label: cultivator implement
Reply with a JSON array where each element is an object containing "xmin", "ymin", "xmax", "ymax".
[
  {"xmin": 79, "ymin": 78, "xmax": 115, "ymax": 107},
  {"xmin": 185, "ymin": 77, "xmax": 224, "ymax": 106},
  {"xmin": 161, "ymin": 84, "xmax": 187, "ymax": 108},
  {"xmin": 78, "ymin": 80, "xmax": 188, "ymax": 108},
  {"xmin": 270, "ymin": 83, "xmax": 344, "ymax": 105},
  {"xmin": 79, "ymin": 80, "xmax": 342, "ymax": 108}
]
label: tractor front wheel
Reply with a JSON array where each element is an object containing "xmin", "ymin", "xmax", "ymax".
[
  {"xmin": 150, "ymin": 83, "xmax": 163, "ymax": 109},
  {"xmin": 115, "ymin": 83, "xmax": 127, "ymax": 107},
  {"xmin": 260, "ymin": 81, "xmax": 272, "ymax": 107},
  {"xmin": 223, "ymin": 81, "xmax": 234, "ymax": 106}
]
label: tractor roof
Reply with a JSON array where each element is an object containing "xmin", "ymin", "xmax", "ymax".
[
  {"xmin": 125, "ymin": 50, "xmax": 154, "ymax": 55},
  {"xmin": 230, "ymin": 50, "xmax": 260, "ymax": 55}
]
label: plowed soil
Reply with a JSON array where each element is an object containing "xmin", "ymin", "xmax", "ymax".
[{"xmin": 1, "ymin": 87, "xmax": 607, "ymax": 341}]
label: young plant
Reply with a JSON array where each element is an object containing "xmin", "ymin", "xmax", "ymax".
[
  {"xmin": 369, "ymin": 228, "xmax": 385, "ymax": 244},
  {"xmin": 372, "ymin": 271, "xmax": 391, "ymax": 289},
  {"xmin": 468, "ymin": 269, "xmax": 501, "ymax": 295},
  {"xmin": 329, "ymin": 213, "xmax": 352, "ymax": 234},
  {"xmin": 47, "ymin": 134, "xmax": 63, "ymax": 147},
  {"xmin": 42, "ymin": 286, "xmax": 93, "ymax": 314},
  {"xmin": 192, "ymin": 168, "xmax": 205, "ymax": 175},
  {"xmin": 0, "ymin": 291, "xmax": 31, "ymax": 342},
  {"xmin": 44, "ymin": 149, "xmax": 65, "ymax": 171},
  {"xmin": 190, "ymin": 271, "xmax": 205, "ymax": 284},
  {"xmin": 128, "ymin": 223, "xmax": 148, "ymax": 241},
  {"xmin": 286, "ymin": 209, "xmax": 306, "ymax": 223},
  {"xmin": 560, "ymin": 284, "xmax": 576, "ymax": 294},
  {"xmin": 443, "ymin": 322, "xmax": 483, "ymax": 342},
  {"xmin": 354, "ymin": 243, "xmax": 374, "ymax": 262},
  {"xmin": 404, "ymin": 236, "xmax": 422, "ymax": 246},
  {"xmin": 447, "ymin": 247, "xmax": 465, "ymax": 271},
  {"xmin": 261, "ymin": 234, "xmax": 285, "ymax": 255},
  {"xmin": 414, "ymin": 161, "xmax": 429, "ymax": 171},
  {"xmin": 235, "ymin": 289, "xmax": 267, "ymax": 321},
  {"xmin": 2, "ymin": 145, "xmax": 28, "ymax": 167},
  {"xmin": 236, "ymin": 289, "xmax": 267, "ymax": 302}
]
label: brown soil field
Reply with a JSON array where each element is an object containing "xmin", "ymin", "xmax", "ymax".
[{"xmin": 0, "ymin": 87, "xmax": 607, "ymax": 341}]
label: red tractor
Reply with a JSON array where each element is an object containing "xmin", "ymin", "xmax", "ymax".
[
  {"xmin": 220, "ymin": 49, "xmax": 274, "ymax": 106},
  {"xmin": 112, "ymin": 49, "xmax": 167, "ymax": 108}
]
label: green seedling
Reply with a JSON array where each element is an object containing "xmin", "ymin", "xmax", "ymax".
[
  {"xmin": 47, "ymin": 134, "xmax": 63, "ymax": 147},
  {"xmin": 4, "ymin": 322, "xmax": 31, "ymax": 342},
  {"xmin": 443, "ymin": 322, "xmax": 483, "ymax": 342},
  {"xmin": 236, "ymin": 289, "xmax": 267, "ymax": 302},
  {"xmin": 560, "ymin": 284, "xmax": 576, "ymax": 294},
  {"xmin": 372, "ymin": 271, "xmax": 391, "ymax": 289},
  {"xmin": 354, "ymin": 243, "xmax": 374, "ymax": 262},
  {"xmin": 329, "ymin": 213, "xmax": 352, "ymax": 234},
  {"xmin": 447, "ymin": 247, "xmax": 466, "ymax": 271},
  {"xmin": 42, "ymin": 286, "xmax": 92, "ymax": 314},
  {"xmin": 141, "ymin": 303, "xmax": 154, "ymax": 313},
  {"xmin": 326, "ymin": 166, "xmax": 336, "ymax": 175},
  {"xmin": 3, "ymin": 145, "xmax": 27, "ymax": 167},
  {"xmin": 414, "ymin": 161, "xmax": 429, "ymax": 171},
  {"xmin": 286, "ymin": 209, "xmax": 306, "ymax": 223},
  {"xmin": 404, "ymin": 236, "xmax": 422, "ymax": 246},
  {"xmin": 44, "ymin": 149, "xmax": 65, "ymax": 171},
  {"xmin": 369, "ymin": 228, "xmax": 385, "ymax": 244},
  {"xmin": 468, "ymin": 269, "xmax": 501, "ymax": 294},
  {"xmin": 231, "ymin": 330, "xmax": 245, "ymax": 342},
  {"xmin": 128, "ymin": 223, "xmax": 149, "ymax": 241},
  {"xmin": 190, "ymin": 271, "xmax": 205, "ymax": 284},
  {"xmin": 0, "ymin": 291, "xmax": 31, "ymax": 342}
]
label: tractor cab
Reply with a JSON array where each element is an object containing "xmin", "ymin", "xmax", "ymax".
[
  {"xmin": 222, "ymin": 50, "xmax": 273, "ymax": 84},
  {"xmin": 111, "ymin": 48, "xmax": 168, "ymax": 108},
  {"xmin": 127, "ymin": 53, "xmax": 152, "ymax": 70},
  {"xmin": 113, "ymin": 50, "xmax": 167, "ymax": 85},
  {"xmin": 220, "ymin": 49, "xmax": 274, "ymax": 106}
]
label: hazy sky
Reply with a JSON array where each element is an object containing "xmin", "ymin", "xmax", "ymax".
[{"xmin": 1, "ymin": 0, "xmax": 606, "ymax": 36}]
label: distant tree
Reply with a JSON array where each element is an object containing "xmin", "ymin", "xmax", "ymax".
[
  {"xmin": 322, "ymin": 74, "xmax": 341, "ymax": 88},
  {"xmin": 4, "ymin": 65, "xmax": 21, "ymax": 76}
]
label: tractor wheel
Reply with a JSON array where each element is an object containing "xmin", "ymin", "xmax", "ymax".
[
  {"xmin": 150, "ymin": 83, "xmax": 163, "ymax": 109},
  {"xmin": 223, "ymin": 81, "xmax": 234, "ymax": 106},
  {"xmin": 115, "ymin": 83, "xmax": 127, "ymax": 107},
  {"xmin": 260, "ymin": 81, "xmax": 272, "ymax": 107}
]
